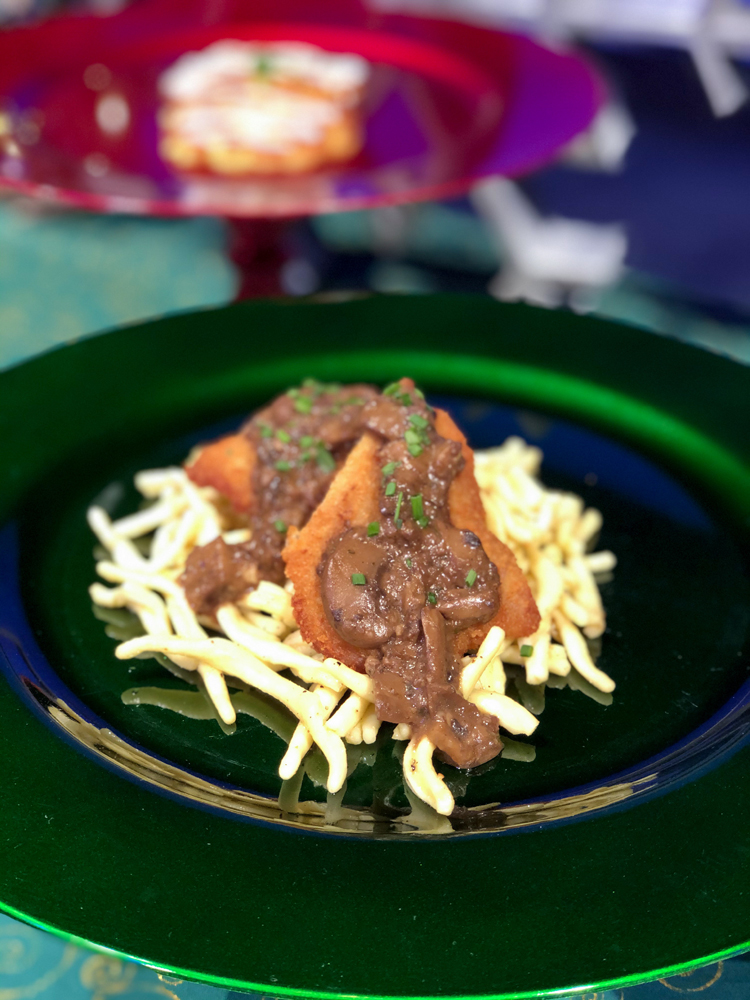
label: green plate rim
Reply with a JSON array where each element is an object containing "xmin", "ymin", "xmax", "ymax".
[{"xmin": 0, "ymin": 294, "xmax": 748, "ymax": 998}]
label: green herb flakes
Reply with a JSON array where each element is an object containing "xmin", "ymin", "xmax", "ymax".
[
  {"xmin": 385, "ymin": 481, "xmax": 396, "ymax": 497},
  {"xmin": 394, "ymin": 491, "xmax": 404, "ymax": 523},
  {"xmin": 351, "ymin": 573, "xmax": 366, "ymax": 586},
  {"xmin": 427, "ymin": 591, "xmax": 437, "ymax": 605},
  {"xmin": 520, "ymin": 644, "xmax": 534, "ymax": 657},
  {"xmin": 316, "ymin": 445, "xmax": 336, "ymax": 473},
  {"xmin": 465, "ymin": 569, "xmax": 477, "ymax": 587},
  {"xmin": 382, "ymin": 381, "xmax": 412, "ymax": 406},
  {"xmin": 274, "ymin": 520, "xmax": 287, "ymax": 533},
  {"xmin": 367, "ymin": 521, "xmax": 380, "ymax": 537}
]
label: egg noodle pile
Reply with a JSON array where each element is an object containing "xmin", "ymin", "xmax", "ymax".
[{"xmin": 88, "ymin": 437, "xmax": 616, "ymax": 817}]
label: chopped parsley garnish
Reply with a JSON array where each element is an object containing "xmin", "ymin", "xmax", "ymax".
[
  {"xmin": 465, "ymin": 569, "xmax": 477, "ymax": 587},
  {"xmin": 258, "ymin": 423, "xmax": 273, "ymax": 438},
  {"xmin": 382, "ymin": 461, "xmax": 401, "ymax": 476},
  {"xmin": 383, "ymin": 381, "xmax": 413, "ymax": 406},
  {"xmin": 406, "ymin": 558, "xmax": 412, "ymax": 568},
  {"xmin": 427, "ymin": 591, "xmax": 437, "ymax": 605},
  {"xmin": 256, "ymin": 53, "xmax": 273, "ymax": 77},
  {"xmin": 299, "ymin": 435, "xmax": 315, "ymax": 448},
  {"xmin": 276, "ymin": 429, "xmax": 291, "ymax": 443},
  {"xmin": 367, "ymin": 521, "xmax": 380, "ymax": 537},
  {"xmin": 316, "ymin": 445, "xmax": 336, "ymax": 473},
  {"xmin": 274, "ymin": 520, "xmax": 287, "ymax": 533},
  {"xmin": 394, "ymin": 491, "xmax": 404, "ymax": 523},
  {"xmin": 351, "ymin": 573, "xmax": 366, "ymax": 586},
  {"xmin": 294, "ymin": 396, "xmax": 313, "ymax": 414},
  {"xmin": 404, "ymin": 416, "xmax": 430, "ymax": 458},
  {"xmin": 385, "ymin": 481, "xmax": 396, "ymax": 497},
  {"xmin": 275, "ymin": 460, "xmax": 293, "ymax": 472},
  {"xmin": 520, "ymin": 644, "xmax": 534, "ymax": 657},
  {"xmin": 411, "ymin": 496, "xmax": 430, "ymax": 527}
]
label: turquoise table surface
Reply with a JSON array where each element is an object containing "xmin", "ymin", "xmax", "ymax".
[
  {"xmin": 1, "ymin": 908, "xmax": 749, "ymax": 1000},
  {"xmin": 0, "ymin": 204, "xmax": 747, "ymax": 998},
  {"xmin": 0, "ymin": 199, "xmax": 244, "ymax": 997},
  {"xmin": 0, "ymin": 197, "xmax": 238, "ymax": 371}
]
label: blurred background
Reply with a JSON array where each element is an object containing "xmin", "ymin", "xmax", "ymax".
[{"xmin": 2, "ymin": 0, "xmax": 750, "ymax": 369}]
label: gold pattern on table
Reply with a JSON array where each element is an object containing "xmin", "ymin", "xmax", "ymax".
[
  {"xmin": 79, "ymin": 955, "xmax": 182, "ymax": 999},
  {"xmin": 660, "ymin": 962, "xmax": 724, "ymax": 992},
  {"xmin": 0, "ymin": 924, "xmax": 43, "ymax": 977},
  {"xmin": 0, "ymin": 942, "xmax": 77, "ymax": 1000},
  {"xmin": 79, "ymin": 956, "xmax": 136, "ymax": 997}
]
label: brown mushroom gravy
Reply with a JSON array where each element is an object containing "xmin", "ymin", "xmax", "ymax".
[
  {"xmin": 182, "ymin": 379, "xmax": 377, "ymax": 612},
  {"xmin": 320, "ymin": 379, "xmax": 503, "ymax": 768},
  {"xmin": 183, "ymin": 377, "xmax": 511, "ymax": 771}
]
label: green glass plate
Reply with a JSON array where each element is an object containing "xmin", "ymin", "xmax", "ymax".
[{"xmin": 0, "ymin": 294, "xmax": 748, "ymax": 997}]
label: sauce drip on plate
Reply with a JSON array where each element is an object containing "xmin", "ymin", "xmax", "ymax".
[
  {"xmin": 182, "ymin": 379, "xmax": 376, "ymax": 611},
  {"xmin": 182, "ymin": 378, "xmax": 541, "ymax": 770},
  {"xmin": 320, "ymin": 380, "xmax": 502, "ymax": 768}
]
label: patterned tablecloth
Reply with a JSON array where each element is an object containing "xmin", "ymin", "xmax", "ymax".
[
  {"xmin": 0, "ymin": 196, "xmax": 747, "ymax": 1000},
  {"xmin": 0, "ymin": 196, "xmax": 238, "ymax": 371},
  {"xmin": 1, "ymin": 911, "xmax": 748, "ymax": 1000}
]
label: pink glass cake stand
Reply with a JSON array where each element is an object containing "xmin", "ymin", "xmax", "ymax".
[
  {"xmin": 0, "ymin": 0, "xmax": 604, "ymax": 292},
  {"xmin": 0, "ymin": 0, "xmax": 604, "ymax": 217}
]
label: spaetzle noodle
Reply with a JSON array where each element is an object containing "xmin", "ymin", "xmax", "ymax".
[{"xmin": 89, "ymin": 435, "xmax": 615, "ymax": 816}]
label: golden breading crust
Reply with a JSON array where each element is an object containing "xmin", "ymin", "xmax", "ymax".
[
  {"xmin": 282, "ymin": 432, "xmax": 381, "ymax": 670},
  {"xmin": 434, "ymin": 409, "xmax": 541, "ymax": 650},
  {"xmin": 283, "ymin": 411, "xmax": 541, "ymax": 671},
  {"xmin": 159, "ymin": 101, "xmax": 363, "ymax": 176},
  {"xmin": 185, "ymin": 434, "xmax": 256, "ymax": 513}
]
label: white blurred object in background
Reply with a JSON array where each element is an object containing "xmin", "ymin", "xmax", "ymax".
[
  {"xmin": 371, "ymin": 0, "xmax": 750, "ymax": 116},
  {"xmin": 561, "ymin": 99, "xmax": 637, "ymax": 171},
  {"xmin": 472, "ymin": 177, "xmax": 627, "ymax": 311}
]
